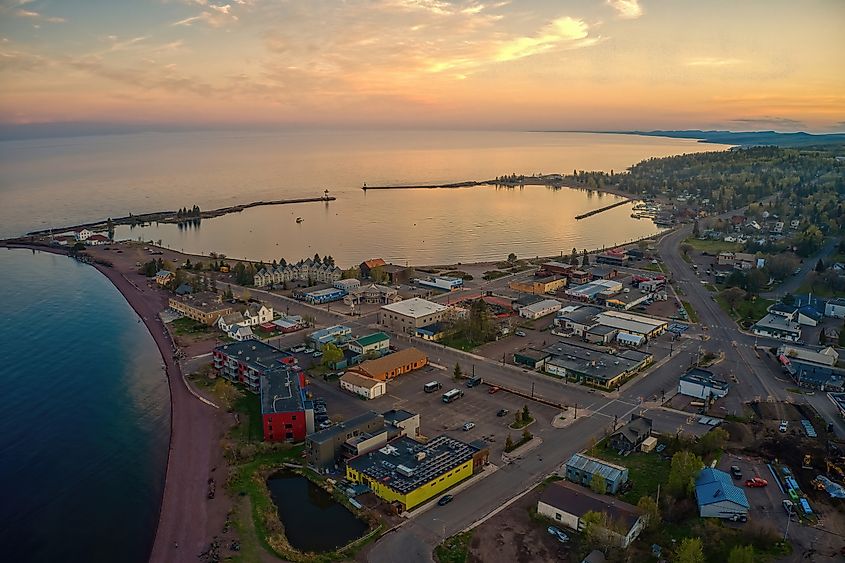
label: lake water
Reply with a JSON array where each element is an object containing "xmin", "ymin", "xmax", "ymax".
[
  {"xmin": 0, "ymin": 130, "xmax": 728, "ymax": 264},
  {"xmin": 266, "ymin": 472, "xmax": 368, "ymax": 553},
  {"xmin": 0, "ymin": 248, "xmax": 169, "ymax": 563}
]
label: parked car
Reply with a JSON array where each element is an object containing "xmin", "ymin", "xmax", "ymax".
[
  {"xmin": 779, "ymin": 420, "xmax": 789, "ymax": 432},
  {"xmin": 462, "ymin": 422, "xmax": 475, "ymax": 431},
  {"xmin": 728, "ymin": 513, "xmax": 748, "ymax": 523},
  {"xmin": 745, "ymin": 477, "xmax": 768, "ymax": 488},
  {"xmin": 547, "ymin": 526, "xmax": 569, "ymax": 543},
  {"xmin": 488, "ymin": 386, "xmax": 500, "ymax": 394},
  {"xmin": 312, "ymin": 351, "xmax": 323, "ymax": 358},
  {"xmin": 730, "ymin": 465, "xmax": 742, "ymax": 480},
  {"xmin": 782, "ymin": 499, "xmax": 795, "ymax": 514},
  {"xmin": 437, "ymin": 495, "xmax": 453, "ymax": 506},
  {"xmin": 515, "ymin": 330, "xmax": 527, "ymax": 337},
  {"xmin": 497, "ymin": 409, "xmax": 509, "ymax": 417},
  {"xmin": 319, "ymin": 421, "xmax": 332, "ymax": 429},
  {"xmin": 303, "ymin": 347, "xmax": 315, "ymax": 354}
]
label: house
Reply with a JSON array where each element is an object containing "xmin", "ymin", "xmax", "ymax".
[
  {"xmin": 307, "ymin": 325, "xmax": 353, "ymax": 350},
  {"xmin": 346, "ymin": 348, "xmax": 427, "ymax": 381},
  {"xmin": 74, "ymin": 229, "xmax": 93, "ymax": 241},
  {"xmin": 306, "ymin": 411, "xmax": 385, "ymax": 470},
  {"xmin": 243, "ymin": 303, "xmax": 274, "ymax": 326},
  {"xmin": 752, "ymin": 313, "xmax": 801, "ymax": 342},
  {"xmin": 260, "ymin": 366, "xmax": 313, "ymax": 442},
  {"xmin": 513, "ymin": 349, "xmax": 551, "ymax": 370},
  {"xmin": 678, "ymin": 368, "xmax": 730, "ymax": 400},
  {"xmin": 86, "ymin": 234, "xmax": 110, "ymax": 245},
  {"xmin": 537, "ymin": 480, "xmax": 646, "ymax": 549},
  {"xmin": 340, "ymin": 372, "xmax": 386, "ymax": 400},
  {"xmin": 227, "ymin": 324, "xmax": 255, "ymax": 342},
  {"xmin": 608, "ymin": 415, "xmax": 653, "ymax": 453},
  {"xmin": 360, "ymin": 258, "xmax": 387, "ymax": 279},
  {"xmin": 348, "ymin": 332, "xmax": 390, "ymax": 357},
  {"xmin": 519, "ymin": 298, "xmax": 562, "ymax": 319},
  {"xmin": 345, "ymin": 435, "xmax": 488, "ymax": 511},
  {"xmin": 695, "ymin": 467, "xmax": 749, "ymax": 519},
  {"xmin": 155, "ymin": 270, "xmax": 174, "ymax": 286},
  {"xmin": 168, "ymin": 294, "xmax": 233, "ymax": 326},
  {"xmin": 825, "ymin": 298, "xmax": 845, "ymax": 319},
  {"xmin": 379, "ymin": 298, "xmax": 448, "ymax": 334},
  {"xmin": 217, "ymin": 311, "xmax": 246, "ymax": 332},
  {"xmin": 716, "ymin": 252, "xmax": 756, "ymax": 270},
  {"xmin": 564, "ymin": 453, "xmax": 629, "ymax": 494}
]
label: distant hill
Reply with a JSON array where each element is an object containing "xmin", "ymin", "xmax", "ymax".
[{"xmin": 626, "ymin": 129, "xmax": 845, "ymax": 148}]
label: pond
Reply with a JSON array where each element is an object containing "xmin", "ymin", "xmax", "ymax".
[{"xmin": 266, "ymin": 472, "xmax": 368, "ymax": 553}]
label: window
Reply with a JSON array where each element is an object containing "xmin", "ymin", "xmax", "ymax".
[{"xmin": 555, "ymin": 513, "xmax": 562, "ymax": 521}]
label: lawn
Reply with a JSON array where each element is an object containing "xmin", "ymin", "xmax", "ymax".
[
  {"xmin": 797, "ymin": 280, "xmax": 845, "ymax": 298},
  {"xmin": 233, "ymin": 391, "xmax": 264, "ymax": 443},
  {"xmin": 586, "ymin": 443, "xmax": 670, "ymax": 505},
  {"xmin": 681, "ymin": 300, "xmax": 700, "ymax": 323},
  {"xmin": 715, "ymin": 295, "xmax": 774, "ymax": 323},
  {"xmin": 642, "ymin": 262, "xmax": 664, "ymax": 273},
  {"xmin": 482, "ymin": 270, "xmax": 509, "ymax": 281},
  {"xmin": 170, "ymin": 316, "xmax": 211, "ymax": 335},
  {"xmin": 683, "ymin": 237, "xmax": 742, "ymax": 254},
  {"xmin": 440, "ymin": 333, "xmax": 488, "ymax": 352},
  {"xmin": 434, "ymin": 531, "xmax": 474, "ymax": 563}
]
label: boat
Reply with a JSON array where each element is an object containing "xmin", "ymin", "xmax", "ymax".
[{"xmin": 296, "ymin": 217, "xmax": 303, "ymax": 223}]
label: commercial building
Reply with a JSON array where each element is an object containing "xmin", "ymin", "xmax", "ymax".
[
  {"xmin": 334, "ymin": 278, "xmax": 361, "ymax": 292},
  {"xmin": 616, "ymin": 332, "xmax": 646, "ymax": 348},
  {"xmin": 752, "ymin": 313, "xmax": 801, "ymax": 342},
  {"xmin": 595, "ymin": 249, "xmax": 629, "ymax": 267},
  {"xmin": 594, "ymin": 310, "xmax": 667, "ymax": 339},
  {"xmin": 777, "ymin": 347, "xmax": 845, "ymax": 391},
  {"xmin": 414, "ymin": 276, "xmax": 464, "ymax": 291},
  {"xmin": 380, "ymin": 264, "xmax": 415, "ymax": 285},
  {"xmin": 537, "ymin": 480, "xmax": 646, "ymax": 549},
  {"xmin": 564, "ymin": 453, "xmax": 629, "ymax": 494},
  {"xmin": 379, "ymin": 298, "xmax": 448, "ymax": 334},
  {"xmin": 539, "ymin": 261, "xmax": 575, "ymax": 276},
  {"xmin": 213, "ymin": 340, "xmax": 295, "ymax": 393},
  {"xmin": 344, "ymin": 284, "xmax": 401, "ymax": 306},
  {"xmin": 306, "ymin": 411, "xmax": 385, "ymax": 470},
  {"xmin": 155, "ymin": 270, "xmax": 174, "ymax": 286},
  {"xmin": 513, "ymin": 349, "xmax": 551, "ymax": 370},
  {"xmin": 260, "ymin": 366, "xmax": 313, "ymax": 442},
  {"xmin": 608, "ymin": 415, "xmax": 652, "ymax": 453},
  {"xmin": 565, "ymin": 279, "xmax": 623, "ymax": 302},
  {"xmin": 348, "ymin": 332, "xmax": 391, "ymax": 357},
  {"xmin": 307, "ymin": 325, "xmax": 353, "ymax": 350},
  {"xmin": 383, "ymin": 409, "xmax": 420, "ymax": 438},
  {"xmin": 603, "ymin": 290, "xmax": 652, "ymax": 311},
  {"xmin": 585, "ymin": 325, "xmax": 618, "ymax": 345},
  {"xmin": 302, "ymin": 287, "xmax": 347, "ymax": 304},
  {"xmin": 554, "ymin": 306, "xmax": 602, "ymax": 336},
  {"xmin": 695, "ymin": 468, "xmax": 749, "ymax": 520},
  {"xmin": 543, "ymin": 342, "xmax": 652, "ymax": 389},
  {"xmin": 509, "ymin": 276, "xmax": 566, "ymax": 295},
  {"xmin": 340, "ymin": 372, "xmax": 387, "ymax": 400},
  {"xmin": 169, "ymin": 294, "xmax": 233, "ymax": 326},
  {"xmin": 826, "ymin": 298, "xmax": 845, "ymax": 319},
  {"xmin": 415, "ymin": 322, "xmax": 448, "ymax": 341},
  {"xmin": 716, "ymin": 252, "xmax": 757, "ymax": 270},
  {"xmin": 345, "ymin": 435, "xmax": 488, "ymax": 511},
  {"xmin": 272, "ymin": 315, "xmax": 305, "ymax": 333},
  {"xmin": 678, "ymin": 368, "xmax": 730, "ymax": 400},
  {"xmin": 346, "ymin": 348, "xmax": 427, "ymax": 381},
  {"xmin": 519, "ymin": 298, "xmax": 562, "ymax": 319}
]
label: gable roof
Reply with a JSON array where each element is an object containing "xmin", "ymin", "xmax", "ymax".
[
  {"xmin": 695, "ymin": 468, "xmax": 749, "ymax": 509},
  {"xmin": 362, "ymin": 258, "xmax": 387, "ymax": 269},
  {"xmin": 539, "ymin": 480, "xmax": 642, "ymax": 529},
  {"xmin": 610, "ymin": 415, "xmax": 652, "ymax": 446},
  {"xmin": 565, "ymin": 453, "xmax": 627, "ymax": 483}
]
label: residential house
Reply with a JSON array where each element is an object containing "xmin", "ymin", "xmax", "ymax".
[
  {"xmin": 217, "ymin": 311, "xmax": 246, "ymax": 332},
  {"xmin": 227, "ymin": 324, "xmax": 255, "ymax": 342},
  {"xmin": 360, "ymin": 258, "xmax": 387, "ymax": 279},
  {"xmin": 155, "ymin": 270, "xmax": 174, "ymax": 286},
  {"xmin": 537, "ymin": 480, "xmax": 646, "ymax": 549},
  {"xmin": 307, "ymin": 325, "xmax": 353, "ymax": 350},
  {"xmin": 825, "ymin": 298, "xmax": 845, "ymax": 319},
  {"xmin": 253, "ymin": 259, "xmax": 342, "ymax": 288},
  {"xmin": 243, "ymin": 303, "xmax": 274, "ymax": 326},
  {"xmin": 348, "ymin": 332, "xmax": 391, "ymax": 357},
  {"xmin": 86, "ymin": 234, "xmax": 110, "ymax": 245},
  {"xmin": 608, "ymin": 415, "xmax": 653, "ymax": 453},
  {"xmin": 564, "ymin": 453, "xmax": 629, "ymax": 494},
  {"xmin": 716, "ymin": 252, "xmax": 756, "ymax": 270},
  {"xmin": 695, "ymin": 468, "xmax": 749, "ymax": 519},
  {"xmin": 74, "ymin": 229, "xmax": 93, "ymax": 241}
]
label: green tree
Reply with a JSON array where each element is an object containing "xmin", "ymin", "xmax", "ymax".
[
  {"xmin": 507, "ymin": 252, "xmax": 517, "ymax": 264},
  {"xmin": 569, "ymin": 247, "xmax": 579, "ymax": 266},
  {"xmin": 727, "ymin": 545, "xmax": 755, "ymax": 563},
  {"xmin": 590, "ymin": 472, "xmax": 607, "ymax": 494},
  {"xmin": 721, "ymin": 287, "xmax": 746, "ymax": 311},
  {"xmin": 370, "ymin": 266, "xmax": 387, "ymax": 283},
  {"xmin": 505, "ymin": 434, "xmax": 514, "ymax": 451},
  {"xmin": 766, "ymin": 254, "xmax": 799, "ymax": 280},
  {"xmin": 680, "ymin": 243, "xmax": 694, "ymax": 257},
  {"xmin": 321, "ymin": 343, "xmax": 343, "ymax": 368},
  {"xmin": 522, "ymin": 404, "xmax": 530, "ymax": 422},
  {"xmin": 675, "ymin": 537, "xmax": 705, "ymax": 563},
  {"xmin": 816, "ymin": 259, "xmax": 826, "ymax": 272},
  {"xmin": 581, "ymin": 249, "xmax": 590, "ymax": 267},
  {"xmin": 692, "ymin": 219, "xmax": 700, "ymax": 238},
  {"xmin": 667, "ymin": 450, "xmax": 703, "ymax": 498},
  {"xmin": 637, "ymin": 496, "xmax": 661, "ymax": 531},
  {"xmin": 521, "ymin": 427, "xmax": 532, "ymax": 442},
  {"xmin": 698, "ymin": 427, "xmax": 729, "ymax": 456},
  {"xmin": 746, "ymin": 268, "xmax": 768, "ymax": 294},
  {"xmin": 453, "ymin": 362, "xmax": 462, "ymax": 380}
]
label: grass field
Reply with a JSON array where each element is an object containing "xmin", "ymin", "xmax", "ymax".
[
  {"xmin": 434, "ymin": 531, "xmax": 474, "ymax": 563},
  {"xmin": 797, "ymin": 280, "xmax": 845, "ymax": 298},
  {"xmin": 170, "ymin": 316, "xmax": 211, "ymax": 335},
  {"xmin": 681, "ymin": 300, "xmax": 700, "ymax": 323},
  {"xmin": 587, "ymin": 443, "xmax": 670, "ymax": 505},
  {"xmin": 715, "ymin": 295, "xmax": 774, "ymax": 323}
]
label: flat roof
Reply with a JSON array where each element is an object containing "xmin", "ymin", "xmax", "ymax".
[
  {"xmin": 566, "ymin": 279, "xmax": 623, "ymax": 298},
  {"xmin": 521, "ymin": 299, "xmax": 561, "ymax": 313},
  {"xmin": 595, "ymin": 311, "xmax": 666, "ymax": 335},
  {"xmin": 680, "ymin": 368, "xmax": 729, "ymax": 390},
  {"xmin": 348, "ymin": 435, "xmax": 480, "ymax": 494},
  {"xmin": 753, "ymin": 313, "xmax": 800, "ymax": 333},
  {"xmin": 215, "ymin": 340, "xmax": 290, "ymax": 371},
  {"xmin": 556, "ymin": 305, "xmax": 603, "ymax": 325},
  {"xmin": 306, "ymin": 287, "xmax": 346, "ymax": 297},
  {"xmin": 383, "ymin": 409, "xmax": 417, "ymax": 425},
  {"xmin": 309, "ymin": 325, "xmax": 352, "ymax": 339},
  {"xmin": 540, "ymin": 481, "xmax": 641, "ymax": 530},
  {"xmin": 308, "ymin": 411, "xmax": 383, "ymax": 445},
  {"xmin": 381, "ymin": 298, "xmax": 447, "ymax": 318},
  {"xmin": 260, "ymin": 366, "xmax": 305, "ymax": 415},
  {"xmin": 516, "ymin": 349, "xmax": 552, "ymax": 361},
  {"xmin": 543, "ymin": 341, "xmax": 652, "ymax": 382},
  {"xmin": 587, "ymin": 325, "xmax": 618, "ymax": 336}
]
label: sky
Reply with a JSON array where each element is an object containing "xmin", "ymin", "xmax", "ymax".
[{"xmin": 0, "ymin": 0, "xmax": 843, "ymax": 135}]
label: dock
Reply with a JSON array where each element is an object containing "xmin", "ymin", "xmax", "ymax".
[{"xmin": 574, "ymin": 199, "xmax": 631, "ymax": 220}]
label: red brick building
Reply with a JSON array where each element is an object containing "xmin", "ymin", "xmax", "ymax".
[{"xmin": 260, "ymin": 366, "xmax": 313, "ymax": 442}]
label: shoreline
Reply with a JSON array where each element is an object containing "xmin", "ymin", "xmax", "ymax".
[{"xmin": 2, "ymin": 242, "xmax": 228, "ymax": 563}]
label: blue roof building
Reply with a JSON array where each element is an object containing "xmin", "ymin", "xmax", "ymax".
[
  {"xmin": 564, "ymin": 453, "xmax": 629, "ymax": 494},
  {"xmin": 695, "ymin": 468, "xmax": 749, "ymax": 519}
]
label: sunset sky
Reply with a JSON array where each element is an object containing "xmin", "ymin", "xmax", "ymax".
[{"xmin": 1, "ymin": 0, "xmax": 843, "ymax": 134}]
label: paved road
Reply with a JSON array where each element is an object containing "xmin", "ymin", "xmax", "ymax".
[{"xmin": 762, "ymin": 236, "xmax": 840, "ymax": 299}]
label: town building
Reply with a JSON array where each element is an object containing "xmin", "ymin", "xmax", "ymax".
[
  {"xmin": 509, "ymin": 276, "xmax": 567, "ymax": 295},
  {"xmin": 695, "ymin": 467, "xmax": 749, "ymax": 519},
  {"xmin": 537, "ymin": 480, "xmax": 646, "ymax": 549},
  {"xmin": 513, "ymin": 349, "xmax": 551, "ymax": 370},
  {"xmin": 306, "ymin": 411, "xmax": 385, "ymax": 470},
  {"xmin": 826, "ymin": 298, "xmax": 845, "ymax": 319},
  {"xmin": 383, "ymin": 409, "xmax": 420, "ymax": 438},
  {"xmin": 380, "ymin": 264, "xmax": 415, "ymax": 285},
  {"xmin": 519, "ymin": 298, "xmax": 562, "ymax": 319},
  {"xmin": 307, "ymin": 325, "xmax": 353, "ymax": 350},
  {"xmin": 360, "ymin": 258, "xmax": 387, "ymax": 279},
  {"xmin": 608, "ymin": 415, "xmax": 652, "ymax": 453},
  {"xmin": 344, "ymin": 283, "xmax": 401, "ymax": 306},
  {"xmin": 169, "ymin": 294, "xmax": 233, "ymax": 326},
  {"xmin": 334, "ymin": 278, "xmax": 361, "ymax": 292},
  {"xmin": 565, "ymin": 279, "xmax": 624, "ymax": 302},
  {"xmin": 555, "ymin": 306, "xmax": 603, "ymax": 336},
  {"xmin": 568, "ymin": 269, "xmax": 592, "ymax": 285},
  {"xmin": 346, "ymin": 348, "xmax": 427, "ymax": 381},
  {"xmin": 242, "ymin": 303, "xmax": 273, "ymax": 326},
  {"xmin": 260, "ymin": 366, "xmax": 313, "ymax": 442},
  {"xmin": 616, "ymin": 332, "xmax": 646, "ymax": 347},
  {"xmin": 603, "ymin": 290, "xmax": 653, "ymax": 311},
  {"xmin": 594, "ymin": 310, "xmax": 667, "ymax": 339},
  {"xmin": 777, "ymin": 345, "xmax": 845, "ymax": 391},
  {"xmin": 595, "ymin": 249, "xmax": 629, "ymax": 267},
  {"xmin": 414, "ymin": 276, "xmax": 464, "ymax": 292},
  {"xmin": 716, "ymin": 252, "xmax": 757, "ymax": 270},
  {"xmin": 379, "ymin": 298, "xmax": 448, "ymax": 334},
  {"xmin": 543, "ymin": 342, "xmax": 652, "ymax": 389},
  {"xmin": 539, "ymin": 261, "xmax": 575, "ymax": 276},
  {"xmin": 74, "ymin": 229, "xmax": 94, "ymax": 241},
  {"xmin": 752, "ymin": 313, "xmax": 801, "ymax": 342},
  {"xmin": 86, "ymin": 234, "xmax": 111, "ymax": 245},
  {"xmin": 155, "ymin": 270, "xmax": 174, "ymax": 286},
  {"xmin": 213, "ymin": 340, "xmax": 294, "ymax": 393},
  {"xmin": 253, "ymin": 259, "xmax": 342, "ymax": 288},
  {"xmin": 345, "ymin": 435, "xmax": 489, "ymax": 511},
  {"xmin": 678, "ymin": 368, "xmax": 730, "ymax": 399},
  {"xmin": 302, "ymin": 287, "xmax": 347, "ymax": 304},
  {"xmin": 217, "ymin": 311, "xmax": 246, "ymax": 332},
  {"xmin": 347, "ymin": 332, "xmax": 390, "ymax": 357},
  {"xmin": 272, "ymin": 315, "xmax": 305, "ymax": 333},
  {"xmin": 339, "ymin": 372, "xmax": 386, "ymax": 400},
  {"xmin": 564, "ymin": 453, "xmax": 629, "ymax": 494},
  {"xmin": 415, "ymin": 322, "xmax": 448, "ymax": 341},
  {"xmin": 584, "ymin": 325, "xmax": 618, "ymax": 345}
]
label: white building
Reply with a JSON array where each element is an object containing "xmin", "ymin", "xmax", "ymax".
[
  {"xmin": 826, "ymin": 298, "xmax": 845, "ymax": 319},
  {"xmin": 519, "ymin": 299, "xmax": 562, "ymax": 320},
  {"xmin": 227, "ymin": 324, "xmax": 255, "ymax": 342},
  {"xmin": 678, "ymin": 368, "xmax": 729, "ymax": 400},
  {"xmin": 752, "ymin": 314, "xmax": 801, "ymax": 342},
  {"xmin": 777, "ymin": 345, "xmax": 838, "ymax": 367},
  {"xmin": 340, "ymin": 372, "xmax": 386, "ymax": 400},
  {"xmin": 414, "ymin": 276, "xmax": 463, "ymax": 291},
  {"xmin": 243, "ymin": 304, "xmax": 274, "ymax": 326},
  {"xmin": 334, "ymin": 279, "xmax": 361, "ymax": 292},
  {"xmin": 695, "ymin": 468, "xmax": 749, "ymax": 519},
  {"xmin": 74, "ymin": 229, "xmax": 93, "ymax": 241},
  {"xmin": 217, "ymin": 312, "xmax": 246, "ymax": 333},
  {"xmin": 595, "ymin": 311, "xmax": 667, "ymax": 339},
  {"xmin": 347, "ymin": 332, "xmax": 391, "ymax": 356},
  {"xmin": 379, "ymin": 298, "xmax": 448, "ymax": 334}
]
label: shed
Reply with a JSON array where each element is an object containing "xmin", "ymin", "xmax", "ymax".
[{"xmin": 640, "ymin": 436, "xmax": 658, "ymax": 453}]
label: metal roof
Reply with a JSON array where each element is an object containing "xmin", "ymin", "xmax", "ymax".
[
  {"xmin": 565, "ymin": 453, "xmax": 627, "ymax": 483},
  {"xmin": 695, "ymin": 468, "xmax": 749, "ymax": 509}
]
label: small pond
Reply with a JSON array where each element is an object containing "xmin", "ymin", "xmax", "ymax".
[{"xmin": 266, "ymin": 472, "xmax": 368, "ymax": 553}]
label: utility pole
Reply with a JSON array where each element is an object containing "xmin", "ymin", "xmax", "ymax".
[
  {"xmin": 574, "ymin": 403, "xmax": 578, "ymax": 419},
  {"xmin": 531, "ymin": 381, "xmax": 535, "ymax": 398}
]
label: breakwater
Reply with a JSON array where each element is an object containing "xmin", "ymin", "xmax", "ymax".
[{"xmin": 574, "ymin": 199, "xmax": 631, "ymax": 220}]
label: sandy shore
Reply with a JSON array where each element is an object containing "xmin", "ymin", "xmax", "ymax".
[{"xmin": 3, "ymin": 243, "xmax": 229, "ymax": 563}]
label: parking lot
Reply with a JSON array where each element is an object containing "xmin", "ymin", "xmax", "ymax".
[{"xmin": 717, "ymin": 452, "xmax": 790, "ymax": 531}]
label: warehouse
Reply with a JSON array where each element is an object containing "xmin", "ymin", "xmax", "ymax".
[
  {"xmin": 379, "ymin": 298, "xmax": 448, "ymax": 334},
  {"xmin": 518, "ymin": 298, "xmax": 562, "ymax": 319},
  {"xmin": 543, "ymin": 342, "xmax": 652, "ymax": 389},
  {"xmin": 564, "ymin": 453, "xmax": 629, "ymax": 494},
  {"xmin": 513, "ymin": 349, "xmax": 551, "ymax": 370},
  {"xmin": 594, "ymin": 310, "xmax": 667, "ymax": 339},
  {"xmin": 554, "ymin": 306, "xmax": 602, "ymax": 336},
  {"xmin": 564, "ymin": 279, "xmax": 623, "ymax": 302}
]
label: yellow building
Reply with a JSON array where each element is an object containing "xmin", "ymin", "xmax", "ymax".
[
  {"xmin": 168, "ymin": 293, "xmax": 233, "ymax": 326},
  {"xmin": 345, "ymin": 435, "xmax": 488, "ymax": 511},
  {"xmin": 509, "ymin": 275, "xmax": 567, "ymax": 295}
]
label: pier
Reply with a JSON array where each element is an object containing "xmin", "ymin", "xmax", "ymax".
[{"xmin": 574, "ymin": 199, "xmax": 631, "ymax": 220}]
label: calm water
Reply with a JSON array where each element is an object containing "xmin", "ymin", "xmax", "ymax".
[
  {"xmin": 0, "ymin": 130, "xmax": 727, "ymax": 264},
  {"xmin": 266, "ymin": 472, "xmax": 367, "ymax": 553},
  {"xmin": 0, "ymin": 249, "xmax": 169, "ymax": 563}
]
